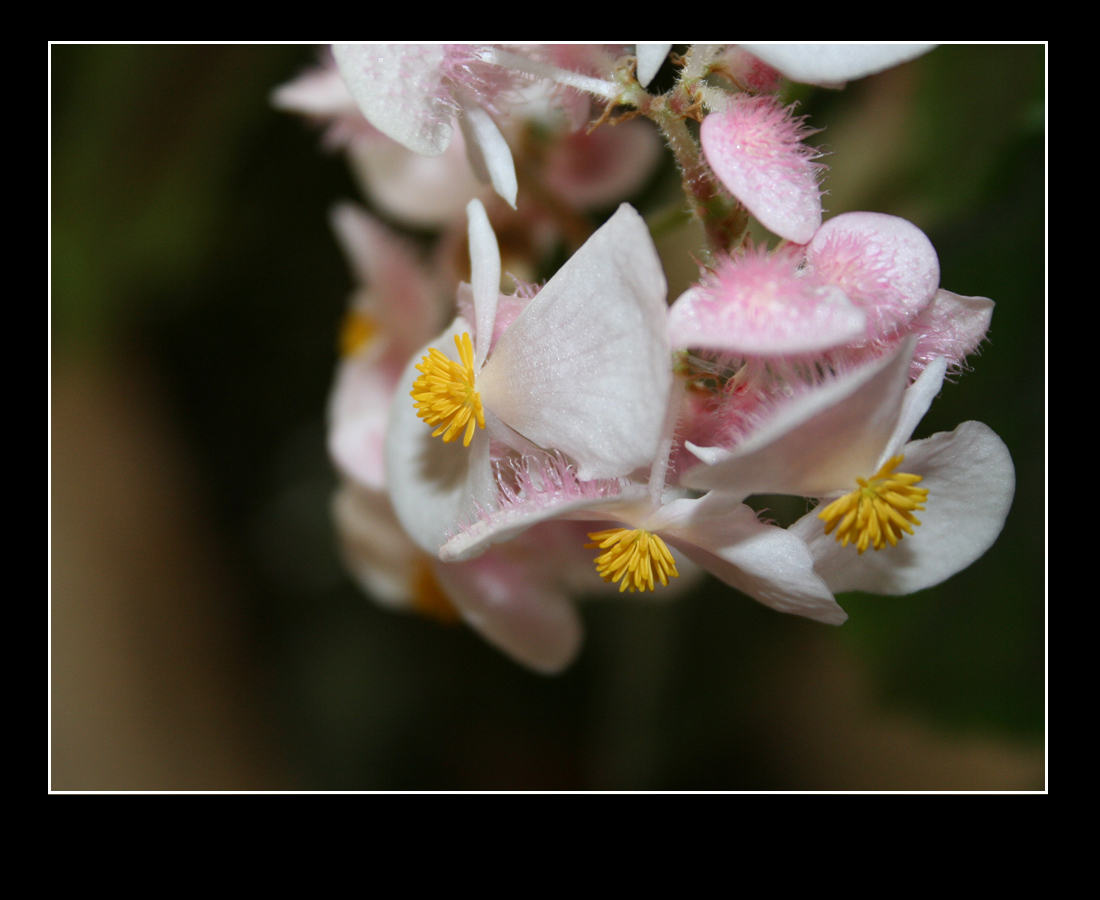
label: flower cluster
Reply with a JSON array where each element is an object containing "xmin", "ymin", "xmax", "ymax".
[{"xmin": 276, "ymin": 43, "xmax": 1014, "ymax": 673}]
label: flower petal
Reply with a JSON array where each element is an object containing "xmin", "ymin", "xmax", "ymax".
[
  {"xmin": 434, "ymin": 531, "xmax": 586, "ymax": 673},
  {"xmin": 684, "ymin": 341, "xmax": 913, "ymax": 498},
  {"xmin": 332, "ymin": 43, "xmax": 454, "ymax": 157},
  {"xmin": 458, "ymin": 101, "xmax": 518, "ymax": 209},
  {"xmin": 738, "ymin": 44, "xmax": 936, "ymax": 87},
  {"xmin": 477, "ymin": 204, "xmax": 671, "ymax": 481},
  {"xmin": 650, "ymin": 494, "xmax": 846, "ymax": 624},
  {"xmin": 700, "ymin": 95, "xmax": 823, "ymax": 244}
]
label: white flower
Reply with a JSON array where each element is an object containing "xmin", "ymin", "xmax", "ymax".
[
  {"xmin": 386, "ymin": 200, "xmax": 672, "ymax": 554},
  {"xmin": 684, "ymin": 342, "xmax": 1014, "ymax": 601}
]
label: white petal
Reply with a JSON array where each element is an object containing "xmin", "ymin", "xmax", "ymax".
[
  {"xmin": 477, "ymin": 204, "xmax": 671, "ymax": 481},
  {"xmin": 458, "ymin": 102, "xmax": 518, "ymax": 209},
  {"xmin": 466, "ymin": 199, "xmax": 501, "ymax": 371},
  {"xmin": 683, "ymin": 340, "xmax": 914, "ymax": 498},
  {"xmin": 635, "ymin": 44, "xmax": 672, "ymax": 88},
  {"xmin": 384, "ymin": 317, "xmax": 495, "ymax": 554},
  {"xmin": 332, "ymin": 43, "xmax": 454, "ymax": 156},
  {"xmin": 739, "ymin": 44, "xmax": 936, "ymax": 87},
  {"xmin": 434, "ymin": 544, "xmax": 584, "ymax": 673},
  {"xmin": 792, "ymin": 421, "xmax": 1015, "ymax": 595},
  {"xmin": 650, "ymin": 494, "xmax": 846, "ymax": 624},
  {"xmin": 881, "ymin": 356, "xmax": 946, "ymax": 465}
]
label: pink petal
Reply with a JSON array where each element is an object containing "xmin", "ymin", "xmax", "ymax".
[{"xmin": 701, "ymin": 95, "xmax": 823, "ymax": 244}]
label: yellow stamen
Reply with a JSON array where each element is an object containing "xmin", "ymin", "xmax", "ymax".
[
  {"xmin": 339, "ymin": 310, "xmax": 378, "ymax": 358},
  {"xmin": 410, "ymin": 333, "xmax": 486, "ymax": 447},
  {"xmin": 585, "ymin": 528, "xmax": 679, "ymax": 593},
  {"xmin": 817, "ymin": 455, "xmax": 929, "ymax": 554}
]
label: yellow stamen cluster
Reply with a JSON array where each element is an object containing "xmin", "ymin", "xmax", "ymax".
[
  {"xmin": 817, "ymin": 455, "xmax": 929, "ymax": 554},
  {"xmin": 586, "ymin": 528, "xmax": 679, "ymax": 593},
  {"xmin": 411, "ymin": 333, "xmax": 486, "ymax": 447}
]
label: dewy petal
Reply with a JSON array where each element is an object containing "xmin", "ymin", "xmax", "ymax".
[
  {"xmin": 700, "ymin": 95, "xmax": 823, "ymax": 244},
  {"xmin": 385, "ymin": 317, "xmax": 496, "ymax": 554},
  {"xmin": 791, "ymin": 421, "xmax": 1014, "ymax": 595},
  {"xmin": 457, "ymin": 100, "xmax": 518, "ymax": 209},
  {"xmin": 477, "ymin": 203, "xmax": 671, "ymax": 481},
  {"xmin": 738, "ymin": 44, "xmax": 936, "ymax": 87},
  {"xmin": 333, "ymin": 43, "xmax": 454, "ymax": 156},
  {"xmin": 684, "ymin": 340, "xmax": 914, "ymax": 498},
  {"xmin": 648, "ymin": 493, "xmax": 846, "ymax": 624}
]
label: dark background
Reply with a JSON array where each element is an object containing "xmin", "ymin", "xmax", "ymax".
[{"xmin": 51, "ymin": 43, "xmax": 1045, "ymax": 790}]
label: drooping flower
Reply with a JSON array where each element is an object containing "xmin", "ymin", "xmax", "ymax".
[{"xmin": 684, "ymin": 342, "xmax": 1014, "ymax": 601}]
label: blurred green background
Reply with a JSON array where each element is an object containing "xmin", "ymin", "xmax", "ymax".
[{"xmin": 51, "ymin": 43, "xmax": 1045, "ymax": 790}]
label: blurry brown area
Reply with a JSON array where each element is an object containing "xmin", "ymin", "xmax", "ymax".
[{"xmin": 51, "ymin": 354, "xmax": 286, "ymax": 790}]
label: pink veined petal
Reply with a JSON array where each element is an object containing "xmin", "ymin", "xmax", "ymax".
[
  {"xmin": 791, "ymin": 421, "xmax": 1014, "ymax": 595},
  {"xmin": 738, "ymin": 44, "xmax": 936, "ymax": 87},
  {"xmin": 808, "ymin": 212, "xmax": 940, "ymax": 341},
  {"xmin": 477, "ymin": 203, "xmax": 671, "ymax": 481},
  {"xmin": 700, "ymin": 95, "xmax": 823, "ymax": 244},
  {"xmin": 667, "ymin": 251, "xmax": 865, "ymax": 355}
]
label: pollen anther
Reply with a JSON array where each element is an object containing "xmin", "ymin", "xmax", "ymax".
[
  {"xmin": 817, "ymin": 455, "xmax": 928, "ymax": 554},
  {"xmin": 410, "ymin": 333, "xmax": 486, "ymax": 447},
  {"xmin": 585, "ymin": 528, "xmax": 679, "ymax": 593}
]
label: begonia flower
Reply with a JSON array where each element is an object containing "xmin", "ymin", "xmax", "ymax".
[
  {"xmin": 386, "ymin": 199, "xmax": 672, "ymax": 555},
  {"xmin": 683, "ymin": 342, "xmax": 1014, "ymax": 601}
]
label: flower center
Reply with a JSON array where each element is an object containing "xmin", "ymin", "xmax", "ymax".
[
  {"xmin": 411, "ymin": 333, "xmax": 486, "ymax": 447},
  {"xmin": 586, "ymin": 528, "xmax": 679, "ymax": 593},
  {"xmin": 817, "ymin": 454, "xmax": 928, "ymax": 554}
]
